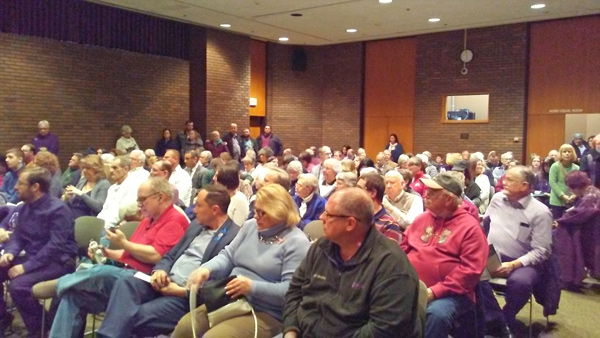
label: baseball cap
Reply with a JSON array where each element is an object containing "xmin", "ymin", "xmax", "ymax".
[{"xmin": 420, "ymin": 173, "xmax": 463, "ymax": 197}]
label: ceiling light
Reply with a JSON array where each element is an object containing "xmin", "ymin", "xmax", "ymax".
[
  {"xmin": 379, "ymin": 0, "xmax": 392, "ymax": 3},
  {"xmin": 220, "ymin": 24, "xmax": 231, "ymax": 28},
  {"xmin": 531, "ymin": 4, "xmax": 546, "ymax": 9},
  {"xmin": 346, "ymin": 28, "xmax": 357, "ymax": 33},
  {"xmin": 279, "ymin": 37, "xmax": 289, "ymax": 42},
  {"xmin": 428, "ymin": 18, "xmax": 441, "ymax": 22}
]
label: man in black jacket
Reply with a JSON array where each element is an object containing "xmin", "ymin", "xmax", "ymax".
[
  {"xmin": 222, "ymin": 123, "xmax": 243, "ymax": 161},
  {"xmin": 95, "ymin": 185, "xmax": 240, "ymax": 338},
  {"xmin": 283, "ymin": 188, "xmax": 421, "ymax": 338}
]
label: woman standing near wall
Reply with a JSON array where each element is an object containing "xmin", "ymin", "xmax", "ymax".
[{"xmin": 549, "ymin": 144, "xmax": 579, "ymax": 219}]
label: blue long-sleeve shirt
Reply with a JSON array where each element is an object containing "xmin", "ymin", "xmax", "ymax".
[
  {"xmin": 201, "ymin": 219, "xmax": 310, "ymax": 321},
  {"xmin": 32, "ymin": 132, "xmax": 59, "ymax": 154},
  {"xmin": 0, "ymin": 166, "xmax": 23, "ymax": 204},
  {"xmin": 4, "ymin": 193, "xmax": 77, "ymax": 272}
]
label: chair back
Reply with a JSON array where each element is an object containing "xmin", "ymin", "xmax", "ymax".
[
  {"xmin": 417, "ymin": 280, "xmax": 428, "ymax": 335},
  {"xmin": 73, "ymin": 216, "xmax": 105, "ymax": 250},
  {"xmin": 303, "ymin": 220, "xmax": 324, "ymax": 241},
  {"xmin": 119, "ymin": 221, "xmax": 141, "ymax": 240}
]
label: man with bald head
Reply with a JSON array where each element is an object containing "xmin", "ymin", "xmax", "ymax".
[
  {"xmin": 580, "ymin": 134, "xmax": 600, "ymax": 188},
  {"xmin": 283, "ymin": 188, "xmax": 420, "ymax": 337}
]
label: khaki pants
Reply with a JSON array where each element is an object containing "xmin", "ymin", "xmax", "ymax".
[{"xmin": 172, "ymin": 304, "xmax": 282, "ymax": 338}]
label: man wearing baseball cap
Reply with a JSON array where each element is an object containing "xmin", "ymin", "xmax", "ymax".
[{"xmin": 401, "ymin": 173, "xmax": 488, "ymax": 338}]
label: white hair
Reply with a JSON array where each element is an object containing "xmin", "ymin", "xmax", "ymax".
[
  {"xmin": 323, "ymin": 158, "xmax": 342, "ymax": 173},
  {"xmin": 416, "ymin": 154, "xmax": 428, "ymax": 163},
  {"xmin": 130, "ymin": 149, "xmax": 146, "ymax": 163},
  {"xmin": 144, "ymin": 149, "xmax": 156, "ymax": 157},
  {"xmin": 359, "ymin": 167, "xmax": 378, "ymax": 177},
  {"xmin": 287, "ymin": 160, "xmax": 303, "ymax": 173},
  {"xmin": 200, "ymin": 150, "xmax": 213, "ymax": 161},
  {"xmin": 38, "ymin": 120, "xmax": 50, "ymax": 128}
]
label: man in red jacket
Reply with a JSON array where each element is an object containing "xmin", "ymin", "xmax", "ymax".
[{"xmin": 401, "ymin": 173, "xmax": 488, "ymax": 338}]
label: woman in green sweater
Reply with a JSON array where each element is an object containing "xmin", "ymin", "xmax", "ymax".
[{"xmin": 549, "ymin": 144, "xmax": 579, "ymax": 219}]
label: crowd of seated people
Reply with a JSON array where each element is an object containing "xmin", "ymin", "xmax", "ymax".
[{"xmin": 0, "ymin": 119, "xmax": 598, "ymax": 338}]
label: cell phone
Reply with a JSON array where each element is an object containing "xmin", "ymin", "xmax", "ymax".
[{"xmin": 108, "ymin": 226, "xmax": 118, "ymax": 233}]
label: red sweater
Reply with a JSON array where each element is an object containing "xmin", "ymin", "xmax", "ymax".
[
  {"xmin": 401, "ymin": 208, "xmax": 487, "ymax": 302},
  {"xmin": 410, "ymin": 171, "xmax": 426, "ymax": 197}
]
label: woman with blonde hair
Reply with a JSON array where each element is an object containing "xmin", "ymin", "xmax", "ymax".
[
  {"xmin": 63, "ymin": 155, "xmax": 110, "ymax": 218},
  {"xmin": 549, "ymin": 144, "xmax": 579, "ymax": 219},
  {"xmin": 341, "ymin": 158, "xmax": 356, "ymax": 173},
  {"xmin": 173, "ymin": 184, "xmax": 311, "ymax": 338}
]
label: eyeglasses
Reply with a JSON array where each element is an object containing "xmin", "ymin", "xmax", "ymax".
[
  {"xmin": 322, "ymin": 210, "xmax": 353, "ymax": 219},
  {"xmin": 137, "ymin": 192, "xmax": 160, "ymax": 204},
  {"xmin": 254, "ymin": 208, "xmax": 267, "ymax": 218}
]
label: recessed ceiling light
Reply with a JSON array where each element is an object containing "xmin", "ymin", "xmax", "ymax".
[
  {"xmin": 379, "ymin": 0, "xmax": 392, "ymax": 3},
  {"xmin": 346, "ymin": 28, "xmax": 357, "ymax": 33},
  {"xmin": 428, "ymin": 18, "xmax": 441, "ymax": 22},
  {"xmin": 220, "ymin": 24, "xmax": 231, "ymax": 28},
  {"xmin": 531, "ymin": 4, "xmax": 546, "ymax": 9},
  {"xmin": 279, "ymin": 37, "xmax": 289, "ymax": 42}
]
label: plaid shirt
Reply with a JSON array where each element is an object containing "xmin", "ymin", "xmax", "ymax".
[{"xmin": 373, "ymin": 207, "xmax": 402, "ymax": 244}]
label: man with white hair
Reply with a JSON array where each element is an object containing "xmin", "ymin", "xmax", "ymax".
[
  {"xmin": 32, "ymin": 120, "xmax": 59, "ymax": 154},
  {"xmin": 97, "ymin": 156, "xmax": 140, "ymax": 229},
  {"xmin": 421, "ymin": 152, "xmax": 439, "ymax": 178},
  {"xmin": 287, "ymin": 160, "xmax": 303, "ymax": 196},
  {"xmin": 319, "ymin": 158, "xmax": 341, "ymax": 199},
  {"xmin": 492, "ymin": 152, "xmax": 513, "ymax": 182},
  {"xmin": 384, "ymin": 170, "xmax": 424, "ymax": 225},
  {"xmin": 128, "ymin": 150, "xmax": 150, "ymax": 185},
  {"xmin": 311, "ymin": 146, "xmax": 332, "ymax": 183}
]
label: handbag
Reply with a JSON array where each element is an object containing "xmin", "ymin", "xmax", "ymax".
[{"xmin": 189, "ymin": 275, "xmax": 258, "ymax": 338}]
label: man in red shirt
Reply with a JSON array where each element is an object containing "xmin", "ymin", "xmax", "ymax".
[
  {"xmin": 47, "ymin": 177, "xmax": 189, "ymax": 337},
  {"xmin": 401, "ymin": 173, "xmax": 487, "ymax": 338}
]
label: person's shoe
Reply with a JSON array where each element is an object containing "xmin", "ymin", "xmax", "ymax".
[{"xmin": 32, "ymin": 279, "xmax": 59, "ymax": 299}]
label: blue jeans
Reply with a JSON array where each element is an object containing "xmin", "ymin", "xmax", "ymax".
[
  {"xmin": 49, "ymin": 265, "xmax": 136, "ymax": 338},
  {"xmin": 425, "ymin": 295, "xmax": 474, "ymax": 338}
]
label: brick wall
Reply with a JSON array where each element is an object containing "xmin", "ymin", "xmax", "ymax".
[
  {"xmin": 266, "ymin": 42, "xmax": 363, "ymax": 153},
  {"xmin": 0, "ymin": 33, "xmax": 189, "ymax": 166},
  {"xmin": 414, "ymin": 24, "xmax": 528, "ymax": 161},
  {"xmin": 205, "ymin": 30, "xmax": 251, "ymax": 138}
]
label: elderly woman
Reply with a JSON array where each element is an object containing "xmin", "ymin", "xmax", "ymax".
[
  {"xmin": 335, "ymin": 171, "xmax": 357, "ymax": 190},
  {"xmin": 555, "ymin": 171, "xmax": 600, "ymax": 291},
  {"xmin": 116, "ymin": 125, "xmax": 139, "ymax": 154},
  {"xmin": 294, "ymin": 174, "xmax": 326, "ymax": 230},
  {"xmin": 549, "ymin": 144, "xmax": 579, "ymax": 219},
  {"xmin": 63, "ymin": 155, "xmax": 110, "ymax": 219},
  {"xmin": 173, "ymin": 184, "xmax": 310, "ymax": 338},
  {"xmin": 286, "ymin": 160, "xmax": 303, "ymax": 196},
  {"xmin": 319, "ymin": 158, "xmax": 341, "ymax": 199},
  {"xmin": 34, "ymin": 151, "xmax": 63, "ymax": 197},
  {"xmin": 397, "ymin": 154, "xmax": 410, "ymax": 170}
]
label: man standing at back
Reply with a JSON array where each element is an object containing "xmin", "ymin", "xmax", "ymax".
[
  {"xmin": 222, "ymin": 123, "xmax": 243, "ymax": 161},
  {"xmin": 283, "ymin": 188, "xmax": 420, "ymax": 337},
  {"xmin": 32, "ymin": 120, "xmax": 59, "ymax": 155},
  {"xmin": 0, "ymin": 167, "xmax": 77, "ymax": 336},
  {"xmin": 257, "ymin": 125, "xmax": 283, "ymax": 157}
]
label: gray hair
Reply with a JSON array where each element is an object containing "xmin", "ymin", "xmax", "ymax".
[
  {"xmin": 121, "ymin": 125, "xmax": 133, "ymax": 135},
  {"xmin": 323, "ymin": 158, "xmax": 342, "ymax": 174},
  {"xmin": 115, "ymin": 155, "xmax": 130, "ymax": 169},
  {"xmin": 200, "ymin": 150, "xmax": 213, "ymax": 162},
  {"xmin": 146, "ymin": 177, "xmax": 174, "ymax": 201},
  {"xmin": 130, "ymin": 149, "xmax": 146, "ymax": 163},
  {"xmin": 336, "ymin": 171, "xmax": 358, "ymax": 188},
  {"xmin": 144, "ymin": 149, "xmax": 156, "ymax": 157},
  {"xmin": 511, "ymin": 165, "xmax": 535, "ymax": 191},
  {"xmin": 287, "ymin": 160, "xmax": 303, "ymax": 173},
  {"xmin": 38, "ymin": 120, "xmax": 50, "ymax": 128},
  {"xmin": 298, "ymin": 173, "xmax": 318, "ymax": 191}
]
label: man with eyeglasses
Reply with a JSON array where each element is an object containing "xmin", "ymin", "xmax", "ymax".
[
  {"xmin": 46, "ymin": 177, "xmax": 189, "ymax": 337},
  {"xmin": 401, "ymin": 173, "xmax": 488, "ymax": 338},
  {"xmin": 283, "ymin": 188, "xmax": 421, "ymax": 337}
]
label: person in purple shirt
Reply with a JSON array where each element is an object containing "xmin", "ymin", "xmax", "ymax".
[
  {"xmin": 32, "ymin": 120, "xmax": 59, "ymax": 155},
  {"xmin": 0, "ymin": 167, "xmax": 77, "ymax": 337}
]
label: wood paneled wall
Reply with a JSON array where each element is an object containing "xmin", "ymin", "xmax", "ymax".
[{"xmin": 364, "ymin": 38, "xmax": 416, "ymax": 159}]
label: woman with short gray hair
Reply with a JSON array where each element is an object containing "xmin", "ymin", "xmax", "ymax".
[
  {"xmin": 293, "ymin": 173, "xmax": 326, "ymax": 230},
  {"xmin": 116, "ymin": 125, "xmax": 139, "ymax": 154}
]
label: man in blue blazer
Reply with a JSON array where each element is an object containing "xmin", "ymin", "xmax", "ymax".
[{"xmin": 95, "ymin": 185, "xmax": 240, "ymax": 338}]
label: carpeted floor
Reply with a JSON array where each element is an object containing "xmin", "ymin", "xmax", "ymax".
[{"xmin": 3, "ymin": 279, "xmax": 599, "ymax": 337}]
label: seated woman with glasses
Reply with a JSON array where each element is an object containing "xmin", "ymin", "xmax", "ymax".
[
  {"xmin": 173, "ymin": 184, "xmax": 311, "ymax": 338},
  {"xmin": 63, "ymin": 155, "xmax": 110, "ymax": 219}
]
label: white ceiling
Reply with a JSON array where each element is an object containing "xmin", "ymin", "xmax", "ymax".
[{"xmin": 87, "ymin": 0, "xmax": 600, "ymax": 45}]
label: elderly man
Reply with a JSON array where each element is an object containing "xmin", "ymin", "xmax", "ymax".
[
  {"xmin": 20, "ymin": 144, "xmax": 36, "ymax": 167},
  {"xmin": 358, "ymin": 173, "xmax": 402, "ymax": 243},
  {"xmin": 283, "ymin": 188, "xmax": 420, "ymax": 337},
  {"xmin": 570, "ymin": 132, "xmax": 590, "ymax": 161},
  {"xmin": 205, "ymin": 131, "xmax": 229, "ymax": 158},
  {"xmin": 96, "ymin": 156, "xmax": 140, "ymax": 229},
  {"xmin": 311, "ymin": 146, "xmax": 332, "ymax": 183},
  {"xmin": 319, "ymin": 158, "xmax": 340, "ymax": 199},
  {"xmin": 492, "ymin": 152, "xmax": 513, "ymax": 183},
  {"xmin": 293, "ymin": 174, "xmax": 326, "ymax": 230},
  {"xmin": 581, "ymin": 134, "xmax": 600, "ymax": 188},
  {"xmin": 485, "ymin": 166, "xmax": 553, "ymax": 330},
  {"xmin": 257, "ymin": 125, "xmax": 283, "ymax": 157},
  {"xmin": 286, "ymin": 160, "xmax": 303, "ymax": 195},
  {"xmin": 32, "ymin": 120, "xmax": 59, "ymax": 154},
  {"xmin": 163, "ymin": 150, "xmax": 192, "ymax": 207},
  {"xmin": 384, "ymin": 170, "xmax": 424, "ymax": 225},
  {"xmin": 402, "ymin": 173, "xmax": 487, "ymax": 338},
  {"xmin": 0, "ymin": 167, "xmax": 77, "ymax": 336},
  {"xmin": 128, "ymin": 150, "xmax": 150, "ymax": 186},
  {"xmin": 60, "ymin": 153, "xmax": 82, "ymax": 188},
  {"xmin": 94, "ymin": 185, "xmax": 239, "ymax": 338},
  {"xmin": 48, "ymin": 177, "xmax": 189, "ymax": 337},
  {"xmin": 222, "ymin": 123, "xmax": 243, "ymax": 161},
  {"xmin": 1, "ymin": 149, "xmax": 26, "ymax": 204}
]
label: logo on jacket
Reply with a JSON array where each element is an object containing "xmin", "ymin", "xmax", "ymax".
[
  {"xmin": 420, "ymin": 226, "xmax": 433, "ymax": 242},
  {"xmin": 438, "ymin": 229, "xmax": 452, "ymax": 244}
]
